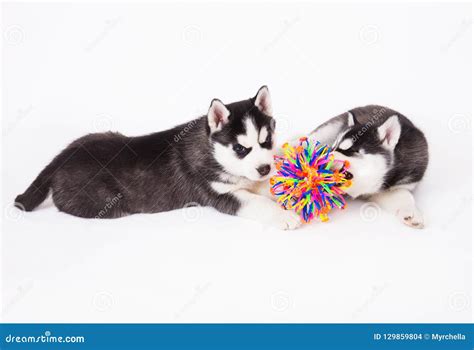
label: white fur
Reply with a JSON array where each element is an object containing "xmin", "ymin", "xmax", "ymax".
[
  {"xmin": 211, "ymin": 181, "xmax": 237, "ymax": 194},
  {"xmin": 333, "ymin": 151, "xmax": 388, "ymax": 198},
  {"xmin": 210, "ymin": 172, "xmax": 257, "ymax": 194},
  {"xmin": 251, "ymin": 176, "xmax": 275, "ymax": 199},
  {"xmin": 213, "ymin": 118, "xmax": 275, "ymax": 182},
  {"xmin": 237, "ymin": 118, "xmax": 259, "ymax": 147},
  {"xmin": 211, "ymin": 174, "xmax": 300, "ymax": 230},
  {"xmin": 234, "ymin": 189, "xmax": 301, "ymax": 230},
  {"xmin": 258, "ymin": 127, "xmax": 269, "ymax": 144},
  {"xmin": 298, "ymin": 111, "xmax": 424, "ymax": 229},
  {"xmin": 347, "ymin": 112, "xmax": 355, "ymax": 127},
  {"xmin": 206, "ymin": 87, "xmax": 300, "ymax": 230},
  {"xmin": 338, "ymin": 138, "xmax": 353, "ymax": 150},
  {"xmin": 370, "ymin": 188, "xmax": 424, "ymax": 228},
  {"xmin": 211, "ymin": 180, "xmax": 253, "ymax": 195}
]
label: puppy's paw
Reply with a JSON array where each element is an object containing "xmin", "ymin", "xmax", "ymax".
[
  {"xmin": 271, "ymin": 207, "xmax": 302, "ymax": 230},
  {"xmin": 398, "ymin": 207, "xmax": 424, "ymax": 229}
]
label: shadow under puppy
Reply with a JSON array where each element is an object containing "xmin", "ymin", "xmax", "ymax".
[
  {"xmin": 15, "ymin": 86, "xmax": 301, "ymax": 229},
  {"xmin": 308, "ymin": 105, "xmax": 429, "ymax": 228}
]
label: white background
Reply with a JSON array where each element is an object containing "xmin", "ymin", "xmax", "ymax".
[{"xmin": 1, "ymin": 2, "xmax": 472, "ymax": 322}]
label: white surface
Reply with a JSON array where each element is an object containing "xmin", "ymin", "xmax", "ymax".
[{"xmin": 1, "ymin": 2, "xmax": 472, "ymax": 323}]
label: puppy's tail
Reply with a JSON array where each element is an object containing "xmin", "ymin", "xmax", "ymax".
[{"xmin": 14, "ymin": 155, "xmax": 63, "ymax": 212}]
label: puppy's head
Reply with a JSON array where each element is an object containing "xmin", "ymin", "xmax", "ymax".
[
  {"xmin": 208, "ymin": 86, "xmax": 276, "ymax": 182},
  {"xmin": 333, "ymin": 113, "xmax": 402, "ymax": 197}
]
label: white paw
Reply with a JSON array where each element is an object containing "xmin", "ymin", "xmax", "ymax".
[
  {"xmin": 398, "ymin": 207, "xmax": 424, "ymax": 229},
  {"xmin": 270, "ymin": 206, "xmax": 302, "ymax": 230}
]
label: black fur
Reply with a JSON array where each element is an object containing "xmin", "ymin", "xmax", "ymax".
[
  {"xmin": 336, "ymin": 105, "xmax": 429, "ymax": 189},
  {"xmin": 15, "ymin": 94, "xmax": 275, "ymax": 219}
]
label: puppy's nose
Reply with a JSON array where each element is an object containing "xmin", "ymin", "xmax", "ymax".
[{"xmin": 257, "ymin": 164, "xmax": 271, "ymax": 176}]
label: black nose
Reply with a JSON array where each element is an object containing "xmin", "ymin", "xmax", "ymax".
[
  {"xmin": 257, "ymin": 164, "xmax": 271, "ymax": 176},
  {"xmin": 345, "ymin": 171, "xmax": 353, "ymax": 180}
]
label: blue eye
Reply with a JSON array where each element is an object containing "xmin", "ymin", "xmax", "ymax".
[{"xmin": 233, "ymin": 143, "xmax": 251, "ymax": 157}]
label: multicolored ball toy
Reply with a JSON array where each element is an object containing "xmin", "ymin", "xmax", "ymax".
[{"xmin": 270, "ymin": 137, "xmax": 353, "ymax": 223}]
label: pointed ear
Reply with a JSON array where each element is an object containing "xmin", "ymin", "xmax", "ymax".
[
  {"xmin": 208, "ymin": 99, "xmax": 230, "ymax": 133},
  {"xmin": 347, "ymin": 112, "xmax": 357, "ymax": 127},
  {"xmin": 378, "ymin": 115, "xmax": 401, "ymax": 149},
  {"xmin": 254, "ymin": 85, "xmax": 273, "ymax": 116}
]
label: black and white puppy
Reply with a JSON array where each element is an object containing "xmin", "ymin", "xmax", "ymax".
[
  {"xmin": 15, "ymin": 87, "xmax": 301, "ymax": 229},
  {"xmin": 309, "ymin": 105, "xmax": 429, "ymax": 228}
]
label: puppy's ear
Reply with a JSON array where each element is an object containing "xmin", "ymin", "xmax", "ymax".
[
  {"xmin": 347, "ymin": 112, "xmax": 357, "ymax": 127},
  {"xmin": 254, "ymin": 86, "xmax": 273, "ymax": 116},
  {"xmin": 378, "ymin": 115, "xmax": 401, "ymax": 149},
  {"xmin": 208, "ymin": 99, "xmax": 230, "ymax": 133}
]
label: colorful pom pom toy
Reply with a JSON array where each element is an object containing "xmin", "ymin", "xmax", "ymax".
[{"xmin": 270, "ymin": 137, "xmax": 353, "ymax": 223}]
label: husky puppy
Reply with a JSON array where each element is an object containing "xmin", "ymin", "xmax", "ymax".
[
  {"xmin": 309, "ymin": 105, "xmax": 428, "ymax": 228},
  {"xmin": 15, "ymin": 86, "xmax": 301, "ymax": 230}
]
